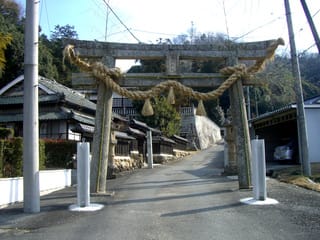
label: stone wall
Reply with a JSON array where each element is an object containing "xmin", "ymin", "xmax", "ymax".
[{"xmin": 112, "ymin": 152, "xmax": 144, "ymax": 173}]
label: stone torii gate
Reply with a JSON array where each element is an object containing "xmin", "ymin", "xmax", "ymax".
[{"xmin": 64, "ymin": 38, "xmax": 284, "ymax": 192}]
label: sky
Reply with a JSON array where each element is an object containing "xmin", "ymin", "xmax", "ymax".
[{"xmin": 17, "ymin": 0, "xmax": 320, "ymax": 70}]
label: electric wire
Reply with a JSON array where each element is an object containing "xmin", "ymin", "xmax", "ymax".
[
  {"xmin": 312, "ymin": 8, "xmax": 320, "ymax": 18},
  {"xmin": 39, "ymin": 0, "xmax": 51, "ymax": 36},
  {"xmin": 222, "ymin": 0, "xmax": 230, "ymax": 40},
  {"xmin": 43, "ymin": 0, "xmax": 51, "ymax": 33},
  {"xmin": 233, "ymin": 16, "xmax": 283, "ymax": 41},
  {"xmin": 131, "ymin": 29, "xmax": 178, "ymax": 37},
  {"xmin": 101, "ymin": 0, "xmax": 142, "ymax": 43}
]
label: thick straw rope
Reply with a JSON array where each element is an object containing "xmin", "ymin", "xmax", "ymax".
[{"xmin": 63, "ymin": 38, "xmax": 284, "ymax": 102}]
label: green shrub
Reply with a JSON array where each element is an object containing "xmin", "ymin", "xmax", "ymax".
[
  {"xmin": 0, "ymin": 127, "xmax": 14, "ymax": 139},
  {"xmin": 0, "ymin": 137, "xmax": 77, "ymax": 177},
  {"xmin": 0, "ymin": 138, "xmax": 46, "ymax": 178},
  {"xmin": 44, "ymin": 139, "xmax": 77, "ymax": 169},
  {"xmin": 2, "ymin": 137, "xmax": 23, "ymax": 177},
  {"xmin": 0, "ymin": 140, "xmax": 4, "ymax": 177},
  {"xmin": 39, "ymin": 139, "xmax": 46, "ymax": 170}
]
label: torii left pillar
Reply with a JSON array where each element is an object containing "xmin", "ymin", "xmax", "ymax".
[{"xmin": 90, "ymin": 56, "xmax": 115, "ymax": 193}]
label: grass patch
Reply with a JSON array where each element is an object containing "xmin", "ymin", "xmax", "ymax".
[{"xmin": 271, "ymin": 166, "xmax": 320, "ymax": 192}]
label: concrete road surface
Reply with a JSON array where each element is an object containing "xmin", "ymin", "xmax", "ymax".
[{"xmin": 1, "ymin": 143, "xmax": 320, "ymax": 240}]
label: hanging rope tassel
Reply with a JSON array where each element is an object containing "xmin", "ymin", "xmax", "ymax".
[
  {"xmin": 167, "ymin": 86, "xmax": 176, "ymax": 105},
  {"xmin": 196, "ymin": 100, "xmax": 207, "ymax": 116},
  {"xmin": 141, "ymin": 98, "xmax": 154, "ymax": 116}
]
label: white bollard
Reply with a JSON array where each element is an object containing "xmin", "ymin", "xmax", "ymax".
[
  {"xmin": 77, "ymin": 142, "xmax": 90, "ymax": 207},
  {"xmin": 69, "ymin": 142, "xmax": 104, "ymax": 212},
  {"xmin": 240, "ymin": 139, "xmax": 278, "ymax": 205},
  {"xmin": 251, "ymin": 139, "xmax": 267, "ymax": 201},
  {"xmin": 147, "ymin": 131, "xmax": 153, "ymax": 169}
]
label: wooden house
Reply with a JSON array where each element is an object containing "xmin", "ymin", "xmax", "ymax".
[{"xmin": 0, "ymin": 75, "xmax": 96, "ymax": 141}]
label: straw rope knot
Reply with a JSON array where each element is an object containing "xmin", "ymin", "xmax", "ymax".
[{"xmin": 63, "ymin": 38, "xmax": 284, "ymax": 115}]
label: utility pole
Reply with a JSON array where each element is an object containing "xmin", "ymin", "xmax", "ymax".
[
  {"xmin": 23, "ymin": 0, "xmax": 40, "ymax": 213},
  {"xmin": 284, "ymin": 0, "xmax": 311, "ymax": 176},
  {"xmin": 300, "ymin": 0, "xmax": 320, "ymax": 54}
]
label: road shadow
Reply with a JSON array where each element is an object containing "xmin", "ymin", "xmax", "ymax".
[
  {"xmin": 116, "ymin": 177, "xmax": 233, "ymax": 192},
  {"xmin": 161, "ymin": 202, "xmax": 242, "ymax": 217},
  {"xmin": 107, "ymin": 189, "xmax": 234, "ymax": 206}
]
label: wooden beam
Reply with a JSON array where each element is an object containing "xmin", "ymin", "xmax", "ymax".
[
  {"xmin": 73, "ymin": 72, "xmax": 225, "ymax": 87},
  {"xmin": 67, "ymin": 39, "xmax": 281, "ymax": 60},
  {"xmin": 90, "ymin": 57, "xmax": 115, "ymax": 193},
  {"xmin": 72, "ymin": 72, "xmax": 262, "ymax": 90},
  {"xmin": 228, "ymin": 56, "xmax": 252, "ymax": 189}
]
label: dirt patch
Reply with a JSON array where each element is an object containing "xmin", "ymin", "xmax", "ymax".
[{"xmin": 271, "ymin": 166, "xmax": 320, "ymax": 192}]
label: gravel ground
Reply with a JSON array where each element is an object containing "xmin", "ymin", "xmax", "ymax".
[{"xmin": 266, "ymin": 177, "xmax": 320, "ymax": 232}]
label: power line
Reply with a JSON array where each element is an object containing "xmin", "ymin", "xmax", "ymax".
[
  {"xmin": 101, "ymin": 0, "xmax": 141, "ymax": 43},
  {"xmin": 39, "ymin": 0, "xmax": 51, "ymax": 34},
  {"xmin": 131, "ymin": 29, "xmax": 178, "ymax": 37},
  {"xmin": 43, "ymin": 0, "xmax": 51, "ymax": 33},
  {"xmin": 222, "ymin": 0, "xmax": 230, "ymax": 40},
  {"xmin": 105, "ymin": 0, "xmax": 111, "ymax": 41},
  {"xmin": 299, "ymin": 43, "xmax": 316, "ymax": 56},
  {"xmin": 312, "ymin": 8, "xmax": 320, "ymax": 18},
  {"xmin": 233, "ymin": 15, "xmax": 283, "ymax": 41}
]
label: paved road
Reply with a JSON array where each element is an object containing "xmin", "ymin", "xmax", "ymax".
[{"xmin": 1, "ymin": 143, "xmax": 320, "ymax": 240}]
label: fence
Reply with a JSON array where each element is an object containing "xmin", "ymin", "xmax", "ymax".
[{"xmin": 0, "ymin": 169, "xmax": 72, "ymax": 208}]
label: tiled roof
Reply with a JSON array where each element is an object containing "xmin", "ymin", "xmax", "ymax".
[
  {"xmin": 70, "ymin": 110, "xmax": 95, "ymax": 125},
  {"xmin": 249, "ymin": 104, "xmax": 296, "ymax": 123},
  {"xmin": 0, "ymin": 111, "xmax": 71, "ymax": 123},
  {"xmin": 0, "ymin": 106, "xmax": 95, "ymax": 125},
  {"xmin": 127, "ymin": 127, "xmax": 145, "ymax": 137},
  {"xmin": 0, "ymin": 94, "xmax": 62, "ymax": 105},
  {"xmin": 0, "ymin": 75, "xmax": 96, "ymax": 111},
  {"xmin": 250, "ymin": 95, "xmax": 320, "ymax": 123},
  {"xmin": 71, "ymin": 123, "xmax": 94, "ymax": 134},
  {"xmin": 115, "ymin": 131, "xmax": 135, "ymax": 140},
  {"xmin": 130, "ymin": 119, "xmax": 161, "ymax": 134},
  {"xmin": 171, "ymin": 134, "xmax": 189, "ymax": 143},
  {"xmin": 39, "ymin": 77, "xmax": 96, "ymax": 111}
]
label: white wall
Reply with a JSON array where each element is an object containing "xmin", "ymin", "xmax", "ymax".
[
  {"xmin": 0, "ymin": 169, "xmax": 72, "ymax": 207},
  {"xmin": 195, "ymin": 115, "xmax": 222, "ymax": 149},
  {"xmin": 306, "ymin": 108, "xmax": 320, "ymax": 163}
]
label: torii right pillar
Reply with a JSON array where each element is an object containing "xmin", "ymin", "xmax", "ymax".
[{"xmin": 228, "ymin": 57, "xmax": 252, "ymax": 189}]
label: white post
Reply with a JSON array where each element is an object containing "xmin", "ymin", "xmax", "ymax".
[
  {"xmin": 240, "ymin": 139, "xmax": 278, "ymax": 205},
  {"xmin": 147, "ymin": 131, "xmax": 153, "ymax": 169},
  {"xmin": 23, "ymin": 0, "xmax": 40, "ymax": 213},
  {"xmin": 70, "ymin": 141, "xmax": 104, "ymax": 212},
  {"xmin": 77, "ymin": 142, "xmax": 90, "ymax": 207},
  {"xmin": 251, "ymin": 139, "xmax": 267, "ymax": 201}
]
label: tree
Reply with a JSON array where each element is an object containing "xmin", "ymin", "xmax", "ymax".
[
  {"xmin": 0, "ymin": 0, "xmax": 24, "ymax": 88},
  {"xmin": 0, "ymin": 0, "xmax": 19, "ymax": 75},
  {"xmin": 0, "ymin": 33, "xmax": 12, "ymax": 76},
  {"xmin": 135, "ymin": 97, "xmax": 181, "ymax": 137},
  {"xmin": 50, "ymin": 24, "xmax": 78, "ymax": 40},
  {"xmin": 45, "ymin": 24, "xmax": 79, "ymax": 86},
  {"xmin": 0, "ymin": 1, "xmax": 78, "ymax": 88},
  {"xmin": 252, "ymin": 55, "xmax": 320, "ymax": 116},
  {"xmin": 0, "ymin": 0, "xmax": 22, "ymax": 24},
  {"xmin": 299, "ymin": 53, "xmax": 320, "ymax": 87},
  {"xmin": 39, "ymin": 34, "xmax": 59, "ymax": 80}
]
